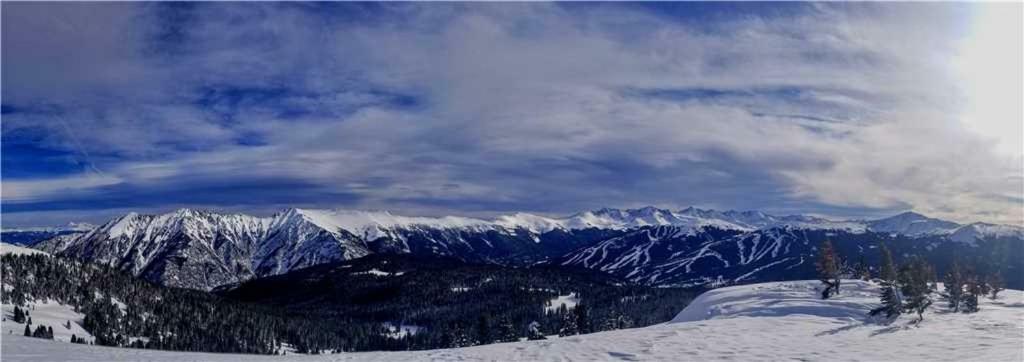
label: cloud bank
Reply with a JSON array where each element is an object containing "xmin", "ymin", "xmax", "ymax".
[{"xmin": 2, "ymin": 3, "xmax": 1021, "ymax": 226}]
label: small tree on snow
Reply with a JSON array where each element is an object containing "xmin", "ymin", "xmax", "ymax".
[
  {"xmin": 869, "ymin": 279, "xmax": 903, "ymax": 321},
  {"xmin": 943, "ymin": 261, "xmax": 964, "ymax": 312},
  {"xmin": 899, "ymin": 257, "xmax": 933, "ymax": 324},
  {"xmin": 12, "ymin": 307, "xmax": 24, "ymax": 324},
  {"xmin": 960, "ymin": 268, "xmax": 984, "ymax": 313},
  {"xmin": 816, "ymin": 240, "xmax": 841, "ymax": 299}
]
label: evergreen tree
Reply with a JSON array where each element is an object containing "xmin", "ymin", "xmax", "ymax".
[
  {"xmin": 868, "ymin": 279, "xmax": 902, "ymax": 321},
  {"xmin": 557, "ymin": 306, "xmax": 578, "ymax": 336},
  {"xmin": 65, "ymin": 320, "xmax": 72, "ymax": 330},
  {"xmin": 496, "ymin": 316, "xmax": 518, "ymax": 343},
  {"xmin": 961, "ymin": 268, "xmax": 982, "ymax": 313},
  {"xmin": 475, "ymin": 315, "xmax": 492, "ymax": 345},
  {"xmin": 32, "ymin": 325, "xmax": 47, "ymax": 338},
  {"xmin": 898, "ymin": 257, "xmax": 933, "ymax": 324},
  {"xmin": 452, "ymin": 325, "xmax": 473, "ymax": 348},
  {"xmin": 943, "ymin": 261, "xmax": 964, "ymax": 312},
  {"xmin": 815, "ymin": 240, "xmax": 841, "ymax": 299},
  {"xmin": 878, "ymin": 243, "xmax": 897, "ymax": 282},
  {"xmin": 23, "ymin": 324, "xmax": 30, "ymax": 337},
  {"xmin": 13, "ymin": 306, "xmax": 24, "ymax": 324},
  {"xmin": 26, "ymin": 316, "xmax": 31, "ymax": 326},
  {"xmin": 574, "ymin": 304, "xmax": 591, "ymax": 334}
]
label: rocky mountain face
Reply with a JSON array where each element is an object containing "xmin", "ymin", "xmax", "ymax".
[{"xmin": 35, "ymin": 207, "xmax": 1023, "ymax": 290}]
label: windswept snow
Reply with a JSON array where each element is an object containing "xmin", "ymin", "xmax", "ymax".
[{"xmin": 4, "ymin": 280, "xmax": 1021, "ymax": 361}]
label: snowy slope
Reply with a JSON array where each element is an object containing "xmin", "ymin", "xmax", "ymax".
[
  {"xmin": 867, "ymin": 212, "xmax": 961, "ymax": 236},
  {"xmin": 1, "ymin": 242, "xmax": 49, "ymax": 256},
  {"xmin": 1, "ymin": 301, "xmax": 94, "ymax": 344},
  {"xmin": 949, "ymin": 222, "xmax": 1024, "ymax": 245},
  {"xmin": 3, "ymin": 280, "xmax": 1021, "ymax": 361}
]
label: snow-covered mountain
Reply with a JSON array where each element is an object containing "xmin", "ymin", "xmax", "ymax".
[
  {"xmin": 866, "ymin": 211, "xmax": 961, "ymax": 236},
  {"xmin": 0, "ymin": 223, "xmax": 95, "ymax": 247},
  {"xmin": 32, "ymin": 207, "xmax": 1023, "ymax": 290},
  {"xmin": 5, "ymin": 280, "xmax": 1021, "ymax": 361}
]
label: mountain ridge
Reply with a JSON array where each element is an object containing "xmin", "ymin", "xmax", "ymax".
[{"xmin": 32, "ymin": 206, "xmax": 1023, "ymax": 290}]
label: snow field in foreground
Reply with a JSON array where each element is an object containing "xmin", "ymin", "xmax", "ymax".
[{"xmin": 2, "ymin": 280, "xmax": 1022, "ymax": 361}]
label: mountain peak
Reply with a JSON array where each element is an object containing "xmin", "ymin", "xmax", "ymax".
[{"xmin": 867, "ymin": 211, "xmax": 959, "ymax": 236}]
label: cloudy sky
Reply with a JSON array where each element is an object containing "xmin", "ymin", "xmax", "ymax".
[{"xmin": 2, "ymin": 2, "xmax": 1022, "ymax": 227}]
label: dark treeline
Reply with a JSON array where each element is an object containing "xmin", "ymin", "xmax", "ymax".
[
  {"xmin": 2, "ymin": 253, "xmax": 696, "ymax": 354},
  {"xmin": 220, "ymin": 254, "xmax": 698, "ymax": 352}
]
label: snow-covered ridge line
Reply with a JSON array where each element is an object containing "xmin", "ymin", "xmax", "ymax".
[
  {"xmin": 0, "ymin": 222, "xmax": 96, "ymax": 233},
  {"xmin": 1, "ymin": 242, "xmax": 51, "ymax": 256},
  {"xmin": 25, "ymin": 207, "xmax": 1024, "ymax": 239}
]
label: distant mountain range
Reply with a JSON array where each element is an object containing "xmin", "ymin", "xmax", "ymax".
[
  {"xmin": 25, "ymin": 207, "xmax": 1024, "ymax": 290},
  {"xmin": 0, "ymin": 222, "xmax": 96, "ymax": 246}
]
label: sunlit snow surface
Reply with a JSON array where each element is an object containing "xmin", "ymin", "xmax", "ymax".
[
  {"xmin": 0, "ymin": 242, "xmax": 48, "ymax": 256},
  {"xmin": 3, "ymin": 280, "xmax": 1021, "ymax": 361}
]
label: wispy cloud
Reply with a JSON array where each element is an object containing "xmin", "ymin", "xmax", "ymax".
[{"xmin": 1, "ymin": 2, "xmax": 1020, "ymax": 226}]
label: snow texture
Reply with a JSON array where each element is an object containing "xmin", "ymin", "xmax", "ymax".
[
  {"xmin": 0, "ymin": 243, "xmax": 49, "ymax": 256},
  {"xmin": 3, "ymin": 280, "xmax": 1022, "ymax": 361},
  {"xmin": 2, "ymin": 301, "xmax": 94, "ymax": 344}
]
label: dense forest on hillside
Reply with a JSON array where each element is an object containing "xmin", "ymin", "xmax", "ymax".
[
  {"xmin": 220, "ymin": 254, "xmax": 698, "ymax": 351},
  {"xmin": 2, "ymin": 253, "xmax": 697, "ymax": 354}
]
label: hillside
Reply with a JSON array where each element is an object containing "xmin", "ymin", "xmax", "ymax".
[{"xmin": 3, "ymin": 280, "xmax": 1022, "ymax": 361}]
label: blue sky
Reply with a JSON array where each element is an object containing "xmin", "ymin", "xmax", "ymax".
[{"xmin": 2, "ymin": 2, "xmax": 1021, "ymax": 227}]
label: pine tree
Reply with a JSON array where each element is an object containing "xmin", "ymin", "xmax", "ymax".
[
  {"xmin": 65, "ymin": 320, "xmax": 72, "ymax": 329},
  {"xmin": 899, "ymin": 257, "xmax": 933, "ymax": 324},
  {"xmin": 496, "ymin": 316, "xmax": 517, "ymax": 343},
  {"xmin": 961, "ymin": 268, "xmax": 982, "ymax": 313},
  {"xmin": 475, "ymin": 315, "xmax": 492, "ymax": 345},
  {"xmin": 23, "ymin": 324, "xmax": 30, "ymax": 337},
  {"xmin": 26, "ymin": 316, "xmax": 32, "ymax": 326},
  {"xmin": 13, "ymin": 306, "xmax": 24, "ymax": 324},
  {"xmin": 943, "ymin": 261, "xmax": 964, "ymax": 312},
  {"xmin": 557, "ymin": 306, "xmax": 578, "ymax": 336},
  {"xmin": 47, "ymin": 326, "xmax": 54, "ymax": 339},
  {"xmin": 574, "ymin": 304, "xmax": 591, "ymax": 334},
  {"xmin": 869, "ymin": 279, "xmax": 902, "ymax": 321},
  {"xmin": 816, "ymin": 240, "xmax": 840, "ymax": 299},
  {"xmin": 452, "ymin": 325, "xmax": 473, "ymax": 348}
]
